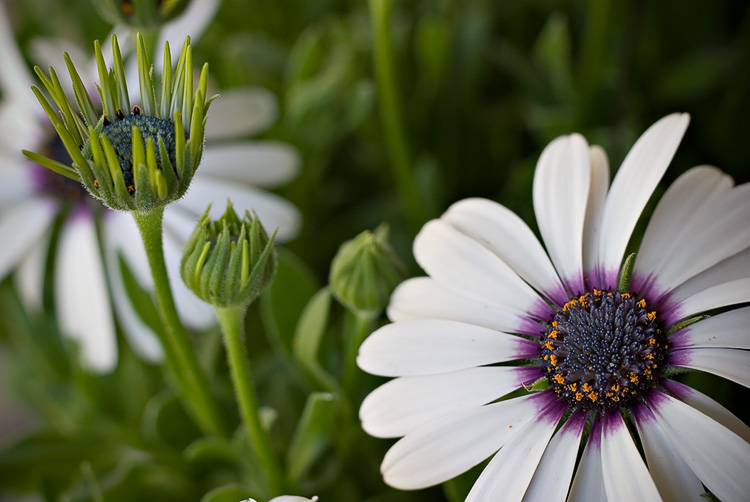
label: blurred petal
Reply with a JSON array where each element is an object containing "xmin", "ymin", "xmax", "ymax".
[
  {"xmin": 466, "ymin": 402, "xmax": 565, "ymax": 502},
  {"xmin": 15, "ymin": 229, "xmax": 48, "ymax": 311},
  {"xmin": 158, "ymin": 0, "xmax": 221, "ymax": 62},
  {"xmin": 648, "ymin": 390, "xmax": 750, "ymax": 502},
  {"xmin": 198, "ymin": 141, "xmax": 299, "ymax": 188},
  {"xmin": 0, "ymin": 198, "xmax": 57, "ymax": 281},
  {"xmin": 177, "ymin": 179, "xmax": 301, "ymax": 243},
  {"xmin": 443, "ymin": 198, "xmax": 567, "ymax": 306},
  {"xmin": 533, "ymin": 133, "xmax": 590, "ymax": 293},
  {"xmin": 360, "ymin": 366, "xmax": 539, "ymax": 438},
  {"xmin": 0, "ymin": 3, "xmax": 37, "ymax": 113},
  {"xmin": 357, "ymin": 320, "xmax": 539, "ymax": 377},
  {"xmin": 56, "ymin": 214, "xmax": 117, "ymax": 372},
  {"xmin": 597, "ymin": 113, "xmax": 689, "ymax": 286},
  {"xmin": 600, "ymin": 411, "xmax": 661, "ymax": 502},
  {"xmin": 381, "ymin": 393, "xmax": 554, "ymax": 490},
  {"xmin": 204, "ymin": 87, "xmax": 279, "ymax": 141}
]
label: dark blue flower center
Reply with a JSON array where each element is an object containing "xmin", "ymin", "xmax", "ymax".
[
  {"xmin": 99, "ymin": 113, "xmax": 178, "ymax": 190},
  {"xmin": 540, "ymin": 290, "xmax": 668, "ymax": 412}
]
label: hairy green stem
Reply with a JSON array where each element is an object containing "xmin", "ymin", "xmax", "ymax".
[
  {"xmin": 216, "ymin": 305, "xmax": 285, "ymax": 494},
  {"xmin": 369, "ymin": 0, "xmax": 428, "ymax": 230},
  {"xmin": 133, "ymin": 208, "xmax": 225, "ymax": 437}
]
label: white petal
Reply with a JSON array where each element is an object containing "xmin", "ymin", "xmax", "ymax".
[
  {"xmin": 105, "ymin": 211, "xmax": 153, "ymax": 288},
  {"xmin": 204, "ymin": 88, "xmax": 279, "ymax": 141},
  {"xmin": 645, "ymin": 183, "xmax": 750, "ymax": 293},
  {"xmin": 386, "ymin": 277, "xmax": 542, "ymax": 335},
  {"xmin": 600, "ymin": 411, "xmax": 661, "ymax": 502},
  {"xmin": 443, "ymin": 198, "xmax": 567, "ymax": 305},
  {"xmin": 267, "ymin": 497, "xmax": 318, "ymax": 502},
  {"xmin": 28, "ymin": 36, "xmax": 94, "ymax": 91},
  {"xmin": 582, "ymin": 145, "xmax": 610, "ymax": 287},
  {"xmin": 158, "ymin": 0, "xmax": 221, "ymax": 64},
  {"xmin": 0, "ymin": 198, "xmax": 57, "ymax": 281},
  {"xmin": 633, "ymin": 403, "xmax": 705, "ymax": 502},
  {"xmin": 634, "ymin": 166, "xmax": 733, "ymax": 288},
  {"xmin": 670, "ymin": 348, "xmax": 750, "ymax": 389},
  {"xmin": 0, "ymin": 4, "xmax": 37, "ymax": 113},
  {"xmin": 360, "ymin": 366, "xmax": 540, "ymax": 438},
  {"xmin": 413, "ymin": 219, "xmax": 551, "ymax": 318},
  {"xmin": 381, "ymin": 392, "xmax": 554, "ymax": 490},
  {"xmin": 648, "ymin": 390, "xmax": 750, "ymax": 502},
  {"xmin": 178, "ymin": 178, "xmax": 301, "ymax": 243},
  {"xmin": 357, "ymin": 320, "xmax": 539, "ymax": 377},
  {"xmin": 523, "ymin": 412, "xmax": 587, "ymax": 502},
  {"xmin": 597, "ymin": 113, "xmax": 690, "ymax": 287},
  {"xmin": 662, "ymin": 379, "xmax": 750, "ymax": 443},
  {"xmin": 0, "ymin": 159, "xmax": 35, "ymax": 208},
  {"xmin": 666, "ymin": 248, "xmax": 750, "ymax": 305},
  {"xmin": 14, "ymin": 228, "xmax": 47, "ymax": 312},
  {"xmin": 532, "ymin": 133, "xmax": 590, "ymax": 293},
  {"xmin": 55, "ymin": 215, "xmax": 117, "ymax": 372},
  {"xmin": 466, "ymin": 402, "xmax": 565, "ymax": 502},
  {"xmin": 568, "ymin": 418, "xmax": 607, "ymax": 502},
  {"xmin": 664, "ymin": 278, "xmax": 750, "ymax": 325},
  {"xmin": 670, "ymin": 306, "xmax": 750, "ymax": 350},
  {"xmin": 199, "ymin": 141, "xmax": 300, "ymax": 189}
]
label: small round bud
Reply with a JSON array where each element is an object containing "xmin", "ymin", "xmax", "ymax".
[
  {"xmin": 181, "ymin": 202, "xmax": 277, "ymax": 308},
  {"xmin": 329, "ymin": 224, "xmax": 406, "ymax": 315},
  {"xmin": 24, "ymin": 33, "xmax": 211, "ymax": 213},
  {"xmin": 93, "ymin": 0, "xmax": 190, "ymax": 28}
]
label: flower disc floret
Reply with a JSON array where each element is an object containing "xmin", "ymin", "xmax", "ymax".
[
  {"xmin": 541, "ymin": 290, "xmax": 668, "ymax": 412},
  {"xmin": 23, "ymin": 32, "xmax": 213, "ymax": 213}
]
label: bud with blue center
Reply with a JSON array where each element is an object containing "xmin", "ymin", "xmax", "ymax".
[
  {"xmin": 93, "ymin": 0, "xmax": 191, "ymax": 28},
  {"xmin": 181, "ymin": 202, "xmax": 277, "ymax": 308},
  {"xmin": 329, "ymin": 224, "xmax": 406, "ymax": 316},
  {"xmin": 23, "ymin": 33, "xmax": 211, "ymax": 213}
]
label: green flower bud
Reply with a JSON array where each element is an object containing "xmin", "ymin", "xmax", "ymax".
[
  {"xmin": 329, "ymin": 224, "xmax": 406, "ymax": 315},
  {"xmin": 93, "ymin": 0, "xmax": 190, "ymax": 28},
  {"xmin": 23, "ymin": 33, "xmax": 212, "ymax": 213},
  {"xmin": 181, "ymin": 202, "xmax": 277, "ymax": 308}
]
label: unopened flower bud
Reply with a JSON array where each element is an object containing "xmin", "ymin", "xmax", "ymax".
[
  {"xmin": 181, "ymin": 202, "xmax": 277, "ymax": 308},
  {"xmin": 93, "ymin": 0, "xmax": 190, "ymax": 28},
  {"xmin": 24, "ymin": 33, "xmax": 211, "ymax": 213},
  {"xmin": 329, "ymin": 224, "xmax": 406, "ymax": 315}
]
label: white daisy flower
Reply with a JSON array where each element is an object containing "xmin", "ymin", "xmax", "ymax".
[
  {"xmin": 0, "ymin": 3, "xmax": 301, "ymax": 372},
  {"xmin": 358, "ymin": 113, "xmax": 750, "ymax": 501}
]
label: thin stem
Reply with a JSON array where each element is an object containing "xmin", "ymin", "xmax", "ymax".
[
  {"xmin": 216, "ymin": 305, "xmax": 285, "ymax": 495},
  {"xmin": 369, "ymin": 0, "xmax": 429, "ymax": 230},
  {"xmin": 133, "ymin": 208, "xmax": 225, "ymax": 437},
  {"xmin": 343, "ymin": 311, "xmax": 375, "ymax": 395}
]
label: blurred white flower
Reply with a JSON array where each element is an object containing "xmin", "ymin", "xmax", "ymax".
[
  {"xmin": 0, "ymin": 2, "xmax": 301, "ymax": 372},
  {"xmin": 358, "ymin": 114, "xmax": 750, "ymax": 501}
]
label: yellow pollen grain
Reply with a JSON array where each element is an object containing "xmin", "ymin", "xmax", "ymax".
[
  {"xmin": 548, "ymin": 330, "xmax": 558, "ymax": 339},
  {"xmin": 647, "ymin": 312, "xmax": 656, "ymax": 321},
  {"xmin": 552, "ymin": 321, "xmax": 558, "ymax": 328},
  {"xmin": 637, "ymin": 299, "xmax": 647, "ymax": 308},
  {"xmin": 611, "ymin": 383, "xmax": 620, "ymax": 392},
  {"xmin": 582, "ymin": 383, "xmax": 592, "ymax": 393},
  {"xmin": 550, "ymin": 355, "xmax": 558, "ymax": 366},
  {"xmin": 575, "ymin": 392, "xmax": 583, "ymax": 401},
  {"xmin": 543, "ymin": 341, "xmax": 554, "ymax": 350},
  {"xmin": 622, "ymin": 292, "xmax": 631, "ymax": 299},
  {"xmin": 645, "ymin": 353, "xmax": 654, "ymax": 360},
  {"xmin": 554, "ymin": 374, "xmax": 565, "ymax": 384},
  {"xmin": 629, "ymin": 374, "xmax": 639, "ymax": 384},
  {"xmin": 588, "ymin": 392, "xmax": 598, "ymax": 401},
  {"xmin": 648, "ymin": 337, "xmax": 656, "ymax": 345}
]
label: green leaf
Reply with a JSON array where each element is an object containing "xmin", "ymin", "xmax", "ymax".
[
  {"xmin": 117, "ymin": 252, "xmax": 164, "ymax": 338},
  {"xmin": 286, "ymin": 392, "xmax": 337, "ymax": 484},
  {"xmin": 532, "ymin": 12, "xmax": 573, "ymax": 99},
  {"xmin": 293, "ymin": 287, "xmax": 332, "ymax": 366},
  {"xmin": 140, "ymin": 390, "xmax": 201, "ymax": 449},
  {"xmin": 200, "ymin": 483, "xmax": 254, "ymax": 502},
  {"xmin": 260, "ymin": 247, "xmax": 318, "ymax": 354},
  {"xmin": 184, "ymin": 437, "xmax": 240, "ymax": 467}
]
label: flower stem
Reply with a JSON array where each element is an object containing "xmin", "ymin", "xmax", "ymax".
[
  {"xmin": 369, "ymin": 0, "xmax": 429, "ymax": 230},
  {"xmin": 343, "ymin": 311, "xmax": 375, "ymax": 395},
  {"xmin": 215, "ymin": 305, "xmax": 285, "ymax": 494},
  {"xmin": 133, "ymin": 207, "xmax": 225, "ymax": 437}
]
